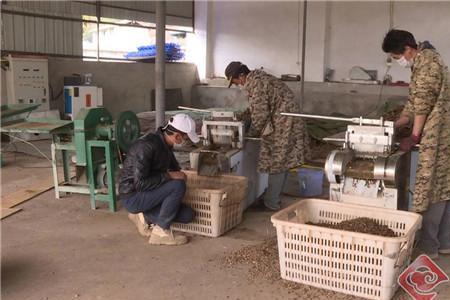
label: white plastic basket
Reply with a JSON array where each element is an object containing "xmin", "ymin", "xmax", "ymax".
[
  {"xmin": 271, "ymin": 199, "xmax": 422, "ymax": 300},
  {"xmin": 172, "ymin": 171, "xmax": 248, "ymax": 237}
]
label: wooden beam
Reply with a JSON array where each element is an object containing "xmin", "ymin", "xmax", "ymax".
[
  {"xmin": 1, "ymin": 207, "xmax": 22, "ymax": 220},
  {"xmin": 1, "ymin": 176, "xmax": 54, "ymax": 209}
]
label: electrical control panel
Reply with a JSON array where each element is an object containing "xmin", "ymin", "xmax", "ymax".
[{"xmin": 5, "ymin": 55, "xmax": 50, "ymax": 111}]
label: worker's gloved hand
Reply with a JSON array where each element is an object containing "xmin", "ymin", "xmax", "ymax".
[
  {"xmin": 394, "ymin": 116, "xmax": 412, "ymax": 139},
  {"xmin": 399, "ymin": 134, "xmax": 421, "ymax": 152}
]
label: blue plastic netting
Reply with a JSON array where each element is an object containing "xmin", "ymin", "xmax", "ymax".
[{"xmin": 125, "ymin": 43, "xmax": 185, "ymax": 61}]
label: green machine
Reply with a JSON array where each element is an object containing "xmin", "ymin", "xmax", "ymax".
[
  {"xmin": 52, "ymin": 107, "xmax": 140, "ymax": 212},
  {"xmin": 1, "ymin": 105, "xmax": 139, "ymax": 211}
]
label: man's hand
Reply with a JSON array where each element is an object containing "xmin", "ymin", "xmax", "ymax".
[
  {"xmin": 399, "ymin": 134, "xmax": 421, "ymax": 152},
  {"xmin": 394, "ymin": 115, "xmax": 411, "ymax": 129},
  {"xmin": 168, "ymin": 171, "xmax": 187, "ymax": 181},
  {"xmin": 394, "ymin": 115, "xmax": 412, "ymax": 140}
]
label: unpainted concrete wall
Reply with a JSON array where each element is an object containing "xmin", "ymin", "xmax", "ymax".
[
  {"xmin": 48, "ymin": 58, "xmax": 199, "ymax": 117},
  {"xmin": 192, "ymin": 81, "xmax": 408, "ymax": 117}
]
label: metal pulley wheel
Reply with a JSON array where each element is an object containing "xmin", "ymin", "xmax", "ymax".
[{"xmin": 115, "ymin": 111, "xmax": 140, "ymax": 152}]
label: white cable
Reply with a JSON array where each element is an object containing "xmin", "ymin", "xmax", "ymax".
[{"xmin": 3, "ymin": 133, "xmax": 52, "ymax": 163}]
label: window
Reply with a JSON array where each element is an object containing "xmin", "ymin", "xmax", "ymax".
[{"xmin": 82, "ymin": 16, "xmax": 194, "ymax": 62}]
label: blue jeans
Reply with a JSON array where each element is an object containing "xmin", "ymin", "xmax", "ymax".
[{"xmin": 122, "ymin": 179, "xmax": 194, "ymax": 230}]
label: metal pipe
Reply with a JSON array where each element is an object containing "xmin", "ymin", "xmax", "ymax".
[
  {"xmin": 155, "ymin": 1, "xmax": 166, "ymax": 129},
  {"xmin": 96, "ymin": 1, "xmax": 101, "ymax": 61},
  {"xmin": 282, "ymin": 112, "xmax": 355, "ymax": 122},
  {"xmin": 323, "ymin": 137, "xmax": 346, "ymax": 142},
  {"xmin": 178, "ymin": 106, "xmax": 212, "ymax": 113},
  {"xmin": 300, "ymin": 0, "xmax": 308, "ymax": 111},
  {"xmin": 281, "ymin": 112, "xmax": 394, "ymax": 127}
]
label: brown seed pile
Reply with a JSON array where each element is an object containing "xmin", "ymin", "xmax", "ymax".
[
  {"xmin": 310, "ymin": 140, "xmax": 340, "ymax": 160},
  {"xmin": 223, "ymin": 239, "xmax": 361, "ymax": 299},
  {"xmin": 307, "ymin": 217, "xmax": 397, "ymax": 237}
]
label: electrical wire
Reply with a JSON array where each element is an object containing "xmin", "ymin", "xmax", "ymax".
[
  {"xmin": 2, "ymin": 133, "xmax": 52, "ymax": 163},
  {"xmin": 365, "ymin": 63, "xmax": 392, "ymax": 118},
  {"xmin": 3, "ymin": 149, "xmax": 50, "ymax": 160},
  {"xmin": 1, "ymin": 149, "xmax": 52, "ymax": 168}
]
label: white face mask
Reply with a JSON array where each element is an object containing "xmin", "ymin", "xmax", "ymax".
[
  {"xmin": 178, "ymin": 139, "xmax": 189, "ymax": 147},
  {"xmin": 175, "ymin": 135, "xmax": 190, "ymax": 147},
  {"xmin": 395, "ymin": 56, "xmax": 413, "ymax": 68}
]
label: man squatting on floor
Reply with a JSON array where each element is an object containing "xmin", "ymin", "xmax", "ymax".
[{"xmin": 118, "ymin": 114, "xmax": 199, "ymax": 246}]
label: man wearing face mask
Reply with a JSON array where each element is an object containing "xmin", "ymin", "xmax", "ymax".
[
  {"xmin": 119, "ymin": 114, "xmax": 199, "ymax": 245},
  {"xmin": 225, "ymin": 62, "xmax": 310, "ymax": 211},
  {"xmin": 382, "ymin": 29, "xmax": 450, "ymax": 258}
]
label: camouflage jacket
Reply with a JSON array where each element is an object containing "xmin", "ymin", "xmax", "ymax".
[
  {"xmin": 243, "ymin": 70, "xmax": 310, "ymax": 173},
  {"xmin": 402, "ymin": 48, "xmax": 450, "ymax": 212}
]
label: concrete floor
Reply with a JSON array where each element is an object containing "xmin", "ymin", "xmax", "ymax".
[{"xmin": 1, "ymin": 140, "xmax": 449, "ymax": 300}]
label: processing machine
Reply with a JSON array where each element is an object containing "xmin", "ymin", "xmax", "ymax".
[
  {"xmin": 1, "ymin": 106, "xmax": 140, "ymax": 212},
  {"xmin": 180, "ymin": 106, "xmax": 268, "ymax": 208},
  {"xmin": 51, "ymin": 107, "xmax": 140, "ymax": 212},
  {"xmin": 186, "ymin": 107, "xmax": 245, "ymax": 176},
  {"xmin": 282, "ymin": 113, "xmax": 410, "ymax": 210}
]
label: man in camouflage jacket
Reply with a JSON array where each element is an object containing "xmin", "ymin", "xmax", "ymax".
[
  {"xmin": 383, "ymin": 29, "xmax": 450, "ymax": 257},
  {"xmin": 225, "ymin": 62, "xmax": 310, "ymax": 210}
]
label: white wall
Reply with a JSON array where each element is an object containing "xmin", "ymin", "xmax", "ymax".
[
  {"xmin": 210, "ymin": 1, "xmax": 326, "ymax": 81},
  {"xmin": 200, "ymin": 1, "xmax": 450, "ymax": 83},
  {"xmin": 328, "ymin": 1, "xmax": 450, "ymax": 82}
]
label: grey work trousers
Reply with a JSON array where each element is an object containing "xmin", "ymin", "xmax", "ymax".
[
  {"xmin": 263, "ymin": 171, "xmax": 289, "ymax": 210},
  {"xmin": 417, "ymin": 200, "xmax": 450, "ymax": 254}
]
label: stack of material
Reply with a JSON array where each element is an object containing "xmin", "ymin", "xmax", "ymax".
[{"xmin": 124, "ymin": 43, "xmax": 185, "ymax": 61}]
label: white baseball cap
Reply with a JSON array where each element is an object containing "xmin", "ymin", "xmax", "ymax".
[{"xmin": 167, "ymin": 113, "xmax": 200, "ymax": 143}]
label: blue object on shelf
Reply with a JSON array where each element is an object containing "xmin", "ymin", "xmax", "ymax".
[
  {"xmin": 125, "ymin": 43, "xmax": 185, "ymax": 61},
  {"xmin": 298, "ymin": 168, "xmax": 324, "ymax": 197},
  {"xmin": 64, "ymin": 88, "xmax": 72, "ymax": 114}
]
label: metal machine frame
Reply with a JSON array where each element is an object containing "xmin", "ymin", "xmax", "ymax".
[
  {"xmin": 282, "ymin": 113, "xmax": 410, "ymax": 210},
  {"xmin": 51, "ymin": 107, "xmax": 140, "ymax": 212}
]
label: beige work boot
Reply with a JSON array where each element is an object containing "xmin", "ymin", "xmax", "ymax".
[
  {"xmin": 439, "ymin": 248, "xmax": 450, "ymax": 255},
  {"xmin": 128, "ymin": 213, "xmax": 152, "ymax": 237},
  {"xmin": 148, "ymin": 225, "xmax": 188, "ymax": 246}
]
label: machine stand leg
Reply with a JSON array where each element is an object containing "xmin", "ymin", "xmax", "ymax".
[
  {"xmin": 86, "ymin": 144, "xmax": 97, "ymax": 210},
  {"xmin": 51, "ymin": 143, "xmax": 60, "ymax": 199},
  {"xmin": 105, "ymin": 142, "xmax": 117, "ymax": 212}
]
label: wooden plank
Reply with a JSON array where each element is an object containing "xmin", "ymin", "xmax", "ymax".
[
  {"xmin": 1, "ymin": 176, "xmax": 54, "ymax": 209},
  {"xmin": 1, "ymin": 208, "xmax": 22, "ymax": 220}
]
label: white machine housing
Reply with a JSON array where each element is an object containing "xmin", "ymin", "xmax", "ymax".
[
  {"xmin": 189, "ymin": 110, "xmax": 268, "ymax": 208},
  {"xmin": 324, "ymin": 117, "xmax": 409, "ymax": 210},
  {"xmin": 5, "ymin": 55, "xmax": 50, "ymax": 111},
  {"xmin": 64, "ymin": 86, "xmax": 103, "ymax": 120},
  {"xmin": 190, "ymin": 110, "xmax": 244, "ymax": 174}
]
